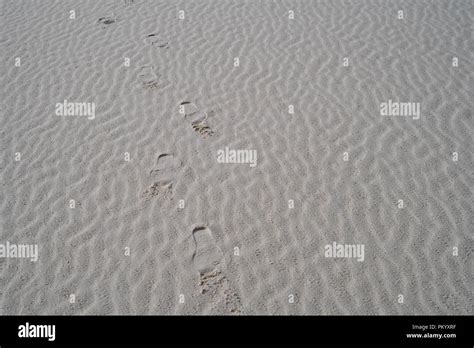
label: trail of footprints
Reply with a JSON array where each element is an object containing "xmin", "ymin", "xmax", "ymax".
[
  {"xmin": 15, "ymin": 0, "xmax": 469, "ymax": 316},
  {"xmin": 99, "ymin": 15, "xmax": 217, "ymax": 139},
  {"xmin": 137, "ymin": 33, "xmax": 169, "ymax": 89},
  {"xmin": 134, "ymin": 31, "xmax": 216, "ymax": 138},
  {"xmin": 135, "ymin": 22, "xmax": 229, "ymax": 312},
  {"xmin": 143, "ymin": 101, "xmax": 216, "ymax": 199},
  {"xmin": 192, "ymin": 226, "xmax": 243, "ymax": 314},
  {"xmin": 144, "ymin": 157, "xmax": 243, "ymax": 313},
  {"xmin": 98, "ymin": 11, "xmax": 169, "ymax": 90}
]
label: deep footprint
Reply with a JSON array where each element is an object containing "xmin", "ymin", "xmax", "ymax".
[
  {"xmin": 150, "ymin": 154, "xmax": 174, "ymax": 177},
  {"xmin": 191, "ymin": 226, "xmax": 243, "ymax": 314},
  {"xmin": 144, "ymin": 33, "xmax": 169, "ymax": 48},
  {"xmin": 98, "ymin": 16, "xmax": 116, "ymax": 25},
  {"xmin": 199, "ymin": 269, "xmax": 243, "ymax": 314},
  {"xmin": 145, "ymin": 153, "xmax": 176, "ymax": 197},
  {"xmin": 192, "ymin": 226, "xmax": 223, "ymax": 274},
  {"xmin": 138, "ymin": 65, "xmax": 160, "ymax": 89},
  {"xmin": 146, "ymin": 180, "xmax": 172, "ymax": 197},
  {"xmin": 180, "ymin": 102, "xmax": 214, "ymax": 138}
]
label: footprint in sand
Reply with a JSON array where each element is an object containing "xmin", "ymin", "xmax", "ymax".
[
  {"xmin": 192, "ymin": 226, "xmax": 224, "ymax": 274},
  {"xmin": 144, "ymin": 33, "xmax": 169, "ymax": 49},
  {"xmin": 97, "ymin": 15, "xmax": 116, "ymax": 26},
  {"xmin": 145, "ymin": 153, "xmax": 177, "ymax": 197},
  {"xmin": 180, "ymin": 102, "xmax": 214, "ymax": 138},
  {"xmin": 138, "ymin": 65, "xmax": 160, "ymax": 89},
  {"xmin": 191, "ymin": 226, "xmax": 243, "ymax": 314}
]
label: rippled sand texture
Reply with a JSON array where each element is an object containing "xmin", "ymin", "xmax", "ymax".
[{"xmin": 1, "ymin": 0, "xmax": 472, "ymax": 314}]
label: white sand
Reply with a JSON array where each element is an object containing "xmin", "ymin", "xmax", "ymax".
[{"xmin": 0, "ymin": 0, "xmax": 472, "ymax": 315}]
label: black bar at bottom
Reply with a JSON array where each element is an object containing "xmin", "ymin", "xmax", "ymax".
[{"xmin": 0, "ymin": 315, "xmax": 472, "ymax": 346}]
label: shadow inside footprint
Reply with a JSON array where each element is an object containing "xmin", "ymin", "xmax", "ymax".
[
  {"xmin": 144, "ymin": 33, "xmax": 169, "ymax": 48},
  {"xmin": 192, "ymin": 226, "xmax": 223, "ymax": 275},
  {"xmin": 180, "ymin": 102, "xmax": 214, "ymax": 138},
  {"xmin": 98, "ymin": 16, "xmax": 115, "ymax": 25},
  {"xmin": 150, "ymin": 154, "xmax": 175, "ymax": 178}
]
